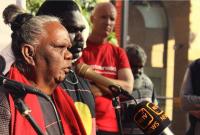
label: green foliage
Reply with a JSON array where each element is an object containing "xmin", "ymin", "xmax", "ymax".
[
  {"xmin": 75, "ymin": 0, "xmax": 96, "ymax": 15},
  {"xmin": 107, "ymin": 32, "xmax": 118, "ymax": 45},
  {"xmin": 75, "ymin": 0, "xmax": 96, "ymax": 31},
  {"xmin": 26, "ymin": 0, "xmax": 118, "ymax": 45},
  {"xmin": 26, "ymin": 0, "xmax": 44, "ymax": 14}
]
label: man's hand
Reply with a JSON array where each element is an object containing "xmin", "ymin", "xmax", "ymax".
[
  {"xmin": 190, "ymin": 111, "xmax": 200, "ymax": 119},
  {"xmin": 90, "ymin": 83, "xmax": 113, "ymax": 98}
]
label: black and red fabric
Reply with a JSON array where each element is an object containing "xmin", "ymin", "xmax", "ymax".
[{"xmin": 8, "ymin": 66, "xmax": 86, "ymax": 135}]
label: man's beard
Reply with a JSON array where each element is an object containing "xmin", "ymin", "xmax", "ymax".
[{"xmin": 134, "ymin": 75, "xmax": 143, "ymax": 90}]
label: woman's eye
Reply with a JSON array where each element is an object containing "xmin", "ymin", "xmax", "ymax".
[{"xmin": 67, "ymin": 47, "xmax": 71, "ymax": 51}]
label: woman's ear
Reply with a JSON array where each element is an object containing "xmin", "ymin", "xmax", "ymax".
[{"xmin": 21, "ymin": 44, "xmax": 35, "ymax": 66}]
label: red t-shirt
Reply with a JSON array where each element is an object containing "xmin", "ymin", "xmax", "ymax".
[{"xmin": 78, "ymin": 41, "xmax": 130, "ymax": 132}]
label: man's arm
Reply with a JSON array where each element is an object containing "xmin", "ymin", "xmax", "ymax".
[
  {"xmin": 180, "ymin": 68, "xmax": 200, "ymax": 111},
  {"xmin": 189, "ymin": 111, "xmax": 200, "ymax": 119},
  {"xmin": 90, "ymin": 68, "xmax": 134, "ymax": 97},
  {"xmin": 108, "ymin": 68, "xmax": 133, "ymax": 94}
]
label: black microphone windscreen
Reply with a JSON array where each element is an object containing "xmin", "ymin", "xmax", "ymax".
[
  {"xmin": 124, "ymin": 101, "xmax": 171, "ymax": 135},
  {"xmin": 0, "ymin": 55, "xmax": 6, "ymax": 74},
  {"xmin": 127, "ymin": 101, "xmax": 171, "ymax": 135}
]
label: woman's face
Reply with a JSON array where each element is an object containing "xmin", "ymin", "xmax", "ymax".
[{"xmin": 35, "ymin": 21, "xmax": 72, "ymax": 85}]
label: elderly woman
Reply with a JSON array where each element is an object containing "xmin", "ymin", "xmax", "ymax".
[{"xmin": 0, "ymin": 4, "xmax": 86, "ymax": 135}]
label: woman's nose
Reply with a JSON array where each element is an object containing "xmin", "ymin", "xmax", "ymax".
[
  {"xmin": 64, "ymin": 50, "xmax": 73, "ymax": 60},
  {"xmin": 105, "ymin": 18, "xmax": 111, "ymax": 25}
]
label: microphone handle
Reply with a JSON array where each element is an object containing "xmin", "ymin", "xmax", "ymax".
[
  {"xmin": 3, "ymin": 78, "xmax": 37, "ymax": 95},
  {"xmin": 0, "ymin": 75, "xmax": 50, "ymax": 100},
  {"xmin": 77, "ymin": 63, "xmax": 117, "ymax": 88},
  {"xmin": 76, "ymin": 63, "xmax": 117, "ymax": 96},
  {"xmin": 89, "ymin": 82, "xmax": 112, "ymax": 96},
  {"xmin": 76, "ymin": 63, "xmax": 134, "ymax": 98}
]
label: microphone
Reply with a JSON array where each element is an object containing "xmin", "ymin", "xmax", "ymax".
[
  {"xmin": 75, "ymin": 63, "xmax": 116, "ymax": 87},
  {"xmin": 125, "ymin": 101, "xmax": 171, "ymax": 135},
  {"xmin": 76, "ymin": 63, "xmax": 171, "ymax": 135},
  {"xmin": 0, "ymin": 55, "xmax": 6, "ymax": 74},
  {"xmin": 75, "ymin": 63, "xmax": 131, "ymax": 98},
  {"xmin": 0, "ymin": 75, "xmax": 44, "ymax": 98}
]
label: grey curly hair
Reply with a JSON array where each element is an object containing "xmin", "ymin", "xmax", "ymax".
[
  {"xmin": 3, "ymin": 4, "xmax": 61, "ymax": 73},
  {"xmin": 126, "ymin": 44, "xmax": 147, "ymax": 66}
]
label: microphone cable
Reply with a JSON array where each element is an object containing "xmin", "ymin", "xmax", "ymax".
[
  {"xmin": 17, "ymin": 90, "xmax": 64, "ymax": 135},
  {"xmin": 20, "ymin": 88, "xmax": 64, "ymax": 135},
  {"xmin": 40, "ymin": 94, "xmax": 64, "ymax": 135},
  {"xmin": 24, "ymin": 87, "xmax": 65, "ymax": 135}
]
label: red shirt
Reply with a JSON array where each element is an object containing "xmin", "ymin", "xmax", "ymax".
[{"xmin": 78, "ymin": 41, "xmax": 130, "ymax": 132}]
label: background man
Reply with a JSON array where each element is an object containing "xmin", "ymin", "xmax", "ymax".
[
  {"xmin": 78, "ymin": 2, "xmax": 134, "ymax": 135},
  {"xmin": 180, "ymin": 58, "xmax": 200, "ymax": 135},
  {"xmin": 122, "ymin": 44, "xmax": 157, "ymax": 135},
  {"xmin": 123, "ymin": 44, "xmax": 173, "ymax": 135},
  {"xmin": 37, "ymin": 1, "xmax": 96, "ymax": 135}
]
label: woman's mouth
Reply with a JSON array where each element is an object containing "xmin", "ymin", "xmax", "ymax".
[
  {"xmin": 64, "ymin": 66, "xmax": 72, "ymax": 74},
  {"xmin": 106, "ymin": 26, "xmax": 111, "ymax": 32}
]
